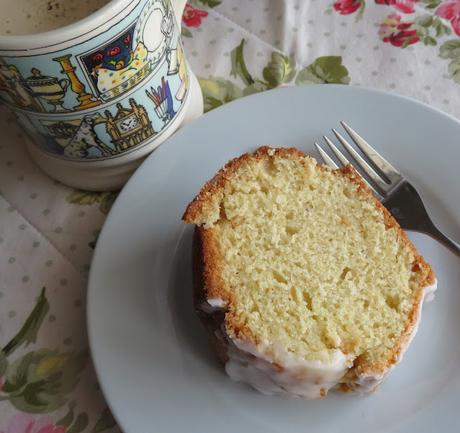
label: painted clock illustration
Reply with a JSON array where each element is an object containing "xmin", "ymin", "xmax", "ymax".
[
  {"xmin": 118, "ymin": 114, "xmax": 140, "ymax": 132},
  {"xmin": 105, "ymin": 99, "xmax": 155, "ymax": 152}
]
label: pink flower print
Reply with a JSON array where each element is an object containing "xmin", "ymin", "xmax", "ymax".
[
  {"xmin": 182, "ymin": 4, "xmax": 208, "ymax": 28},
  {"xmin": 375, "ymin": 0, "xmax": 418, "ymax": 14},
  {"xmin": 379, "ymin": 13, "xmax": 420, "ymax": 47},
  {"xmin": 0, "ymin": 414, "xmax": 66, "ymax": 433},
  {"xmin": 333, "ymin": 0, "xmax": 363, "ymax": 14},
  {"xmin": 436, "ymin": 0, "xmax": 460, "ymax": 36}
]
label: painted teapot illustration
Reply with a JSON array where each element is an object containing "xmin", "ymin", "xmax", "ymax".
[{"xmin": 23, "ymin": 68, "xmax": 70, "ymax": 113}]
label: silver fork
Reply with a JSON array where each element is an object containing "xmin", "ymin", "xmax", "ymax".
[{"xmin": 315, "ymin": 121, "xmax": 460, "ymax": 257}]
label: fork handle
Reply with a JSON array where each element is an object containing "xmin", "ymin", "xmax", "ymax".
[{"xmin": 423, "ymin": 223, "xmax": 460, "ymax": 257}]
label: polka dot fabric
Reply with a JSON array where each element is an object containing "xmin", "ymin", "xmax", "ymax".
[{"xmin": 1, "ymin": 0, "xmax": 459, "ymax": 431}]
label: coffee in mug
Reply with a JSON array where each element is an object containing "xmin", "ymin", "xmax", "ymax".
[{"xmin": 0, "ymin": 0, "xmax": 111, "ymax": 35}]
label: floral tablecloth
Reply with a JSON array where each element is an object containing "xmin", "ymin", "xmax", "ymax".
[{"xmin": 1, "ymin": 0, "xmax": 460, "ymax": 432}]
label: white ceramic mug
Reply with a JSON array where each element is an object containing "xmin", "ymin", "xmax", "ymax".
[{"xmin": 0, "ymin": 0, "xmax": 203, "ymax": 190}]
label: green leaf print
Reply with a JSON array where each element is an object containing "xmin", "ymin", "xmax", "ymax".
[
  {"xmin": 423, "ymin": 36, "xmax": 437, "ymax": 46},
  {"xmin": 2, "ymin": 288, "xmax": 49, "ymax": 357},
  {"xmin": 415, "ymin": 14, "xmax": 433, "ymax": 28},
  {"xmin": 420, "ymin": 0, "xmax": 442, "ymax": 9},
  {"xmin": 0, "ymin": 350, "xmax": 7, "ymax": 377},
  {"xmin": 356, "ymin": 1, "xmax": 366, "ymax": 20},
  {"xmin": 243, "ymin": 81, "xmax": 270, "ymax": 96},
  {"xmin": 67, "ymin": 413, "xmax": 89, "ymax": 433},
  {"xmin": 230, "ymin": 39, "xmax": 255, "ymax": 86},
  {"xmin": 91, "ymin": 408, "xmax": 117, "ymax": 433},
  {"xmin": 99, "ymin": 193, "xmax": 118, "ymax": 215},
  {"xmin": 413, "ymin": 15, "xmax": 450, "ymax": 46},
  {"xmin": 295, "ymin": 56, "xmax": 350, "ymax": 85},
  {"xmin": 440, "ymin": 39, "xmax": 460, "ymax": 58},
  {"xmin": 181, "ymin": 27, "xmax": 193, "ymax": 38},
  {"xmin": 3, "ymin": 349, "xmax": 87, "ymax": 413},
  {"xmin": 196, "ymin": 0, "xmax": 221, "ymax": 7},
  {"xmin": 199, "ymin": 78, "xmax": 243, "ymax": 112},
  {"xmin": 66, "ymin": 191, "xmax": 119, "ymax": 215},
  {"xmin": 433, "ymin": 18, "xmax": 451, "ymax": 37},
  {"xmin": 66, "ymin": 190, "xmax": 101, "ymax": 206},
  {"xmin": 199, "ymin": 39, "xmax": 352, "ymax": 113},
  {"xmin": 440, "ymin": 40, "xmax": 460, "ymax": 84},
  {"xmin": 448, "ymin": 58, "xmax": 460, "ymax": 83},
  {"xmin": 262, "ymin": 52, "xmax": 296, "ymax": 88},
  {"xmin": 57, "ymin": 402, "xmax": 76, "ymax": 427}
]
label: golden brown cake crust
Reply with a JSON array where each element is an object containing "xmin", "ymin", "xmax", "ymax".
[
  {"xmin": 192, "ymin": 227, "xmax": 229, "ymax": 366},
  {"xmin": 185, "ymin": 146, "xmax": 435, "ymax": 385},
  {"xmin": 183, "ymin": 147, "xmax": 306, "ymax": 224}
]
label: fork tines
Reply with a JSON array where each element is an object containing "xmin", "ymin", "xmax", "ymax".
[{"xmin": 315, "ymin": 121, "xmax": 403, "ymax": 198}]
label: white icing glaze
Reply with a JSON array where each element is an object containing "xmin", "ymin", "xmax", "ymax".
[
  {"xmin": 208, "ymin": 298, "xmax": 227, "ymax": 308},
  {"xmin": 350, "ymin": 372, "xmax": 385, "ymax": 394},
  {"xmin": 225, "ymin": 338, "xmax": 351, "ymax": 399},
  {"xmin": 423, "ymin": 279, "xmax": 438, "ymax": 303},
  {"xmin": 209, "ymin": 278, "xmax": 438, "ymax": 399},
  {"xmin": 199, "ymin": 297, "xmax": 227, "ymax": 314}
]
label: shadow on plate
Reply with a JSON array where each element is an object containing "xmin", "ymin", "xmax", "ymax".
[{"xmin": 166, "ymin": 226, "xmax": 223, "ymax": 375}]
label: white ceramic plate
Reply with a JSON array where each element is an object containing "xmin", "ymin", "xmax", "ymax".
[{"xmin": 88, "ymin": 85, "xmax": 460, "ymax": 433}]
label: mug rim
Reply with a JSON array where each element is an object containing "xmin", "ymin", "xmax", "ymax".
[{"xmin": 0, "ymin": 0, "xmax": 138, "ymax": 51}]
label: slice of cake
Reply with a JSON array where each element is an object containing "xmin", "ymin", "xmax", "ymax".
[{"xmin": 183, "ymin": 146, "xmax": 436, "ymax": 399}]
